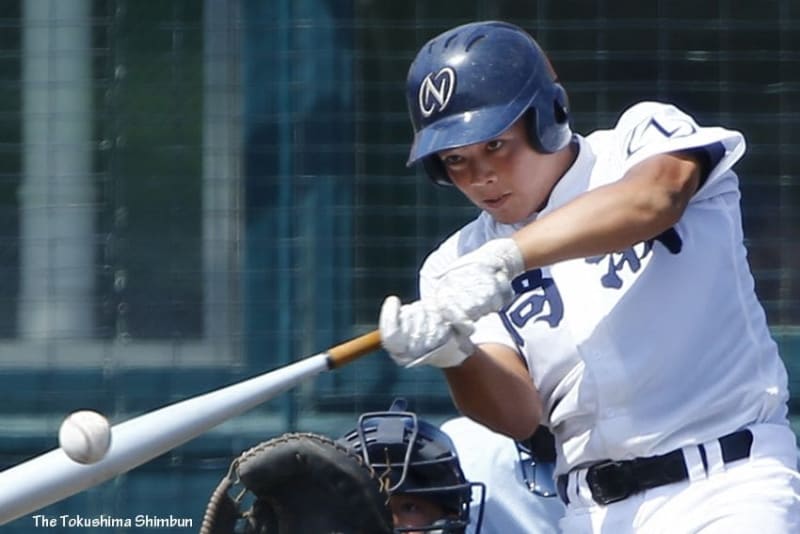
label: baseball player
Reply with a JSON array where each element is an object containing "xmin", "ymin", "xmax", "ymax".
[
  {"xmin": 378, "ymin": 20, "xmax": 800, "ymax": 533},
  {"xmin": 441, "ymin": 417, "xmax": 565, "ymax": 533},
  {"xmin": 340, "ymin": 398, "xmax": 486, "ymax": 533}
]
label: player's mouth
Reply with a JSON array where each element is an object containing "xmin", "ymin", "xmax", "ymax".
[{"xmin": 483, "ymin": 193, "xmax": 511, "ymax": 209}]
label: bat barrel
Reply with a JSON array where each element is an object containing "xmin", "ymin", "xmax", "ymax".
[{"xmin": 0, "ymin": 354, "xmax": 329, "ymax": 525}]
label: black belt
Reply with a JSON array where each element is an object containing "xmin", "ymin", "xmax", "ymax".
[{"xmin": 556, "ymin": 429, "xmax": 753, "ymax": 506}]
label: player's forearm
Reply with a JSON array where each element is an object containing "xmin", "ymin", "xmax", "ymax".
[
  {"xmin": 514, "ymin": 152, "xmax": 700, "ymax": 269},
  {"xmin": 443, "ymin": 344, "xmax": 541, "ymax": 441}
]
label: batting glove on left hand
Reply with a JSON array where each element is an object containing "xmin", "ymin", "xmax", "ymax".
[
  {"xmin": 433, "ymin": 237, "xmax": 525, "ymax": 324},
  {"xmin": 379, "ymin": 296, "xmax": 475, "ymax": 369}
]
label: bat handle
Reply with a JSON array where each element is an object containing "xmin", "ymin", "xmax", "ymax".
[{"xmin": 326, "ymin": 329, "xmax": 382, "ymax": 369}]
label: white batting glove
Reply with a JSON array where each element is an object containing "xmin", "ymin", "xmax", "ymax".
[
  {"xmin": 379, "ymin": 296, "xmax": 475, "ymax": 369},
  {"xmin": 432, "ymin": 238, "xmax": 525, "ymax": 323}
]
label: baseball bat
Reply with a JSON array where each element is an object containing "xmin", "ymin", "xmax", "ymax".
[{"xmin": 0, "ymin": 329, "xmax": 382, "ymax": 525}]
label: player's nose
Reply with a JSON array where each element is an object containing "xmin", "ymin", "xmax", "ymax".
[{"xmin": 468, "ymin": 157, "xmax": 497, "ymax": 186}]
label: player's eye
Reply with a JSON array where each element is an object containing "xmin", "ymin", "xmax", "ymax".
[
  {"xmin": 486, "ymin": 139, "xmax": 504, "ymax": 152},
  {"xmin": 442, "ymin": 154, "xmax": 464, "ymax": 167}
]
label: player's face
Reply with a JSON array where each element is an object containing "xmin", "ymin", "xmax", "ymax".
[
  {"xmin": 438, "ymin": 119, "xmax": 573, "ymax": 224},
  {"xmin": 389, "ymin": 494, "xmax": 447, "ymax": 533}
]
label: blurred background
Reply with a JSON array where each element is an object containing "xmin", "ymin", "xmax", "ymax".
[{"xmin": 0, "ymin": 0, "xmax": 797, "ymax": 531}]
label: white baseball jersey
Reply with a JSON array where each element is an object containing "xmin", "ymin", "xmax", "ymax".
[
  {"xmin": 441, "ymin": 416, "xmax": 565, "ymax": 534},
  {"xmin": 420, "ymin": 101, "xmax": 791, "ymax": 476}
]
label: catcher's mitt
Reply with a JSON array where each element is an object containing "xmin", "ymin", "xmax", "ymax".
[{"xmin": 200, "ymin": 432, "xmax": 393, "ymax": 534}]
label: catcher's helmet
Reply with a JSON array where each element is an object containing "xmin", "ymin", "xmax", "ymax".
[
  {"xmin": 340, "ymin": 399, "xmax": 484, "ymax": 533},
  {"xmin": 406, "ymin": 20, "xmax": 572, "ymax": 185}
]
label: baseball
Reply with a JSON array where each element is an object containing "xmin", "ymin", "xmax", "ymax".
[{"xmin": 58, "ymin": 410, "xmax": 112, "ymax": 464}]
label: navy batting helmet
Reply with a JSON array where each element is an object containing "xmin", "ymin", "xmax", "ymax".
[
  {"xmin": 406, "ymin": 21, "xmax": 572, "ymax": 185},
  {"xmin": 339, "ymin": 398, "xmax": 485, "ymax": 533}
]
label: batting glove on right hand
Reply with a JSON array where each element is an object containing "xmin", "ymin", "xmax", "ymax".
[
  {"xmin": 379, "ymin": 296, "xmax": 475, "ymax": 369},
  {"xmin": 432, "ymin": 237, "xmax": 525, "ymax": 324}
]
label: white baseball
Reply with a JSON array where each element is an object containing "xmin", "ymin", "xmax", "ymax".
[{"xmin": 58, "ymin": 410, "xmax": 112, "ymax": 464}]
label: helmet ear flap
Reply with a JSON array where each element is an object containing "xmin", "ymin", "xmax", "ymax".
[
  {"xmin": 525, "ymin": 108, "xmax": 543, "ymax": 152},
  {"xmin": 553, "ymin": 83, "xmax": 570, "ymax": 125},
  {"xmin": 526, "ymin": 83, "xmax": 571, "ymax": 154},
  {"xmin": 422, "ymin": 156, "xmax": 453, "ymax": 187}
]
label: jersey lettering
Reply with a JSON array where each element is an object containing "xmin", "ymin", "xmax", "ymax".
[
  {"xmin": 502, "ymin": 270, "xmax": 564, "ymax": 346},
  {"xmin": 585, "ymin": 228, "xmax": 682, "ymax": 289},
  {"xmin": 500, "ymin": 230, "xmax": 681, "ymax": 342}
]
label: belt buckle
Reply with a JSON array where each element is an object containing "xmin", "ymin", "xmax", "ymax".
[{"xmin": 586, "ymin": 460, "xmax": 635, "ymax": 505}]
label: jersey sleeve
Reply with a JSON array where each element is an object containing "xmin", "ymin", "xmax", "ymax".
[{"xmin": 611, "ymin": 101, "xmax": 746, "ymax": 201}]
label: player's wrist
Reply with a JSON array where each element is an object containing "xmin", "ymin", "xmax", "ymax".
[
  {"xmin": 406, "ymin": 330, "xmax": 475, "ymax": 369},
  {"xmin": 493, "ymin": 237, "xmax": 526, "ymax": 279}
]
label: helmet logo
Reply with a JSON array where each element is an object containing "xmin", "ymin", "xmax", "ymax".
[{"xmin": 418, "ymin": 67, "xmax": 456, "ymax": 118}]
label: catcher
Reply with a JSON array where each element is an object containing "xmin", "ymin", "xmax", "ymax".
[
  {"xmin": 339, "ymin": 398, "xmax": 485, "ymax": 533},
  {"xmin": 200, "ymin": 398, "xmax": 484, "ymax": 534}
]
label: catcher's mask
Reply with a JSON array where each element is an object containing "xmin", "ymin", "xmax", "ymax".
[{"xmin": 339, "ymin": 398, "xmax": 485, "ymax": 534}]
